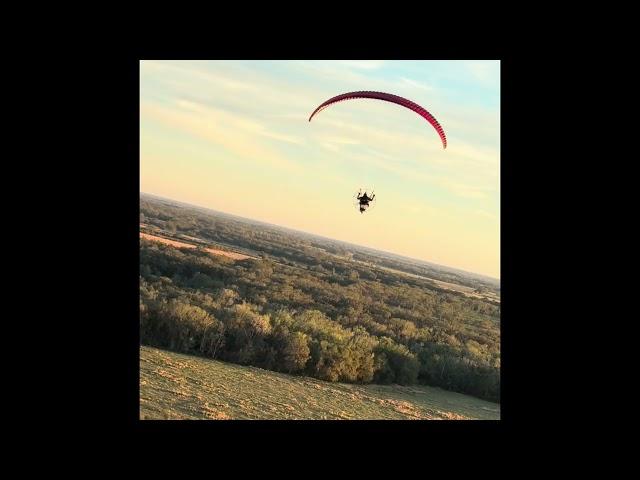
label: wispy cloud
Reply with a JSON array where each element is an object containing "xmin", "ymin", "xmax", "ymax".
[
  {"xmin": 399, "ymin": 77, "xmax": 434, "ymax": 91},
  {"xmin": 292, "ymin": 61, "xmax": 406, "ymax": 93},
  {"xmin": 141, "ymin": 100, "xmax": 302, "ymax": 172},
  {"xmin": 173, "ymin": 99, "xmax": 304, "ymax": 145},
  {"xmin": 466, "ymin": 61, "xmax": 500, "ymax": 86},
  {"xmin": 142, "ymin": 60, "xmax": 316, "ymax": 112},
  {"xmin": 143, "ymin": 60, "xmax": 260, "ymax": 92},
  {"xmin": 319, "ymin": 136, "xmax": 361, "ymax": 146},
  {"xmin": 336, "ymin": 60, "xmax": 386, "ymax": 70},
  {"xmin": 315, "ymin": 143, "xmax": 495, "ymax": 202}
]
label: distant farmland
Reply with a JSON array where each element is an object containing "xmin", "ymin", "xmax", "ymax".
[
  {"xmin": 140, "ymin": 232, "xmax": 254, "ymax": 261},
  {"xmin": 140, "ymin": 346, "xmax": 500, "ymax": 420}
]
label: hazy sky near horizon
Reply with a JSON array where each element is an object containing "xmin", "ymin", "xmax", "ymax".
[{"xmin": 140, "ymin": 60, "xmax": 500, "ymax": 278}]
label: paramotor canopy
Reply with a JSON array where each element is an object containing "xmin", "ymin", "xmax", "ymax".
[{"xmin": 309, "ymin": 91, "xmax": 447, "ymax": 149}]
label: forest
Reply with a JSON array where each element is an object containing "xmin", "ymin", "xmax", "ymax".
[{"xmin": 139, "ymin": 196, "xmax": 500, "ymax": 402}]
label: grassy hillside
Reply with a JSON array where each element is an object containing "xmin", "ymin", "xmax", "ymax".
[{"xmin": 140, "ymin": 346, "xmax": 500, "ymax": 420}]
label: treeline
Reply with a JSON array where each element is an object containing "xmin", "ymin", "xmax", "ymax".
[
  {"xmin": 141, "ymin": 295, "xmax": 397, "ymax": 383},
  {"xmin": 140, "ymin": 240, "xmax": 500, "ymax": 402}
]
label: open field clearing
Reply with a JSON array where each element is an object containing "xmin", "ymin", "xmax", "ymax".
[
  {"xmin": 140, "ymin": 232, "xmax": 197, "ymax": 250},
  {"xmin": 354, "ymin": 261, "xmax": 499, "ymax": 303},
  {"xmin": 140, "ymin": 346, "xmax": 500, "ymax": 420},
  {"xmin": 140, "ymin": 232, "xmax": 254, "ymax": 260}
]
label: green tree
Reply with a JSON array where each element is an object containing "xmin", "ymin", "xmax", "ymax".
[
  {"xmin": 281, "ymin": 332, "xmax": 310, "ymax": 373},
  {"xmin": 374, "ymin": 337, "xmax": 419, "ymax": 385},
  {"xmin": 224, "ymin": 303, "xmax": 271, "ymax": 364}
]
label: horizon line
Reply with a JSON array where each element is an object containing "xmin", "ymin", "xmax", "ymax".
[{"xmin": 140, "ymin": 191, "xmax": 500, "ymax": 282}]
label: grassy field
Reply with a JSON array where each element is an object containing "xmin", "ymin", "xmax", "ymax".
[{"xmin": 140, "ymin": 346, "xmax": 500, "ymax": 420}]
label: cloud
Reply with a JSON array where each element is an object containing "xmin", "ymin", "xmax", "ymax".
[
  {"xmin": 312, "ymin": 142, "xmax": 496, "ymax": 202},
  {"xmin": 320, "ymin": 136, "xmax": 361, "ymax": 146},
  {"xmin": 399, "ymin": 77, "xmax": 434, "ymax": 91},
  {"xmin": 310, "ymin": 114, "xmax": 445, "ymax": 154},
  {"xmin": 143, "ymin": 61, "xmax": 499, "ymax": 176},
  {"xmin": 142, "ymin": 60, "xmax": 260, "ymax": 93},
  {"xmin": 304, "ymin": 105, "xmax": 499, "ymax": 202},
  {"xmin": 292, "ymin": 61, "xmax": 404, "ymax": 92},
  {"xmin": 173, "ymin": 99, "xmax": 303, "ymax": 145},
  {"xmin": 336, "ymin": 60, "xmax": 386, "ymax": 70},
  {"xmin": 466, "ymin": 61, "xmax": 500, "ymax": 86},
  {"xmin": 142, "ymin": 60, "xmax": 316, "ymax": 113},
  {"xmin": 319, "ymin": 142, "xmax": 341, "ymax": 153},
  {"xmin": 446, "ymin": 141, "xmax": 500, "ymax": 170},
  {"xmin": 141, "ymin": 100, "xmax": 302, "ymax": 173}
]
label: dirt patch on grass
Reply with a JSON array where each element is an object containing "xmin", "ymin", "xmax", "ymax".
[
  {"xmin": 203, "ymin": 247, "xmax": 252, "ymax": 261},
  {"xmin": 140, "ymin": 232, "xmax": 254, "ymax": 260},
  {"xmin": 141, "ymin": 232, "xmax": 196, "ymax": 249}
]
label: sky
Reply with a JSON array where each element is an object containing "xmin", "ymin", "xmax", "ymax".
[{"xmin": 140, "ymin": 60, "xmax": 500, "ymax": 279}]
